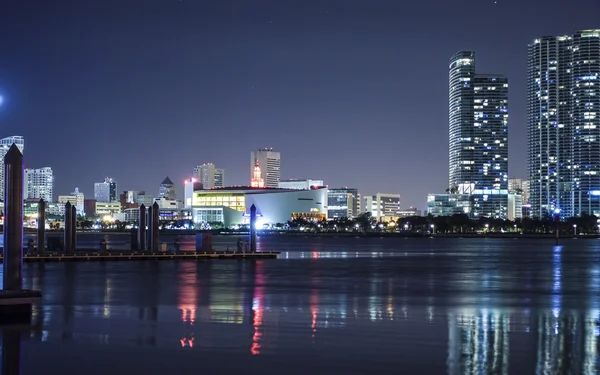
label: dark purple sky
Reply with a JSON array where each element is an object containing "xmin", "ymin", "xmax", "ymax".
[{"xmin": 0, "ymin": 0, "xmax": 598, "ymax": 208}]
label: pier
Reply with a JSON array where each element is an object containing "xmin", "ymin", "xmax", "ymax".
[{"xmin": 0, "ymin": 250, "xmax": 280, "ymax": 262}]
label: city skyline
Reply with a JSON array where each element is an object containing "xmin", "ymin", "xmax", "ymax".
[{"xmin": 0, "ymin": 0, "xmax": 598, "ymax": 208}]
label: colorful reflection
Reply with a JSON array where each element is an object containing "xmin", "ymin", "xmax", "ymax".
[
  {"xmin": 251, "ymin": 262, "xmax": 265, "ymax": 355},
  {"xmin": 177, "ymin": 262, "xmax": 198, "ymax": 325}
]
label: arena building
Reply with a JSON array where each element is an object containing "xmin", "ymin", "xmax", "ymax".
[{"xmin": 191, "ymin": 186, "xmax": 328, "ymax": 228}]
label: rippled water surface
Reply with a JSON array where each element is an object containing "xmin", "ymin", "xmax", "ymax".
[{"xmin": 3, "ymin": 236, "xmax": 600, "ymax": 374}]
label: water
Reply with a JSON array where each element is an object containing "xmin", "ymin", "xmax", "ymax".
[{"xmin": 2, "ymin": 236, "xmax": 600, "ymax": 374}]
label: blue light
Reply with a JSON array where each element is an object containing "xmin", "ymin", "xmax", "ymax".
[{"xmin": 554, "ymin": 208, "xmax": 561, "ymax": 214}]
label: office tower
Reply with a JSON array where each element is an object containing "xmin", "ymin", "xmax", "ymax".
[
  {"xmin": 0, "ymin": 136, "xmax": 24, "ymax": 201},
  {"xmin": 94, "ymin": 177, "xmax": 117, "ymax": 203},
  {"xmin": 449, "ymin": 51, "xmax": 476, "ymax": 191},
  {"xmin": 250, "ymin": 148, "xmax": 280, "ymax": 188},
  {"xmin": 449, "ymin": 51, "xmax": 509, "ymax": 193},
  {"xmin": 193, "ymin": 163, "xmax": 225, "ymax": 189},
  {"xmin": 446, "ymin": 51, "xmax": 509, "ymax": 219},
  {"xmin": 327, "ymin": 189, "xmax": 354, "ymax": 219},
  {"xmin": 528, "ymin": 30, "xmax": 600, "ymax": 217},
  {"xmin": 364, "ymin": 193, "xmax": 401, "ymax": 221},
  {"xmin": 159, "ymin": 176, "xmax": 176, "ymax": 199},
  {"xmin": 25, "ymin": 167, "xmax": 53, "ymax": 202}
]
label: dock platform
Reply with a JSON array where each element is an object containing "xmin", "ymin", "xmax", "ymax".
[{"xmin": 0, "ymin": 251, "xmax": 280, "ymax": 262}]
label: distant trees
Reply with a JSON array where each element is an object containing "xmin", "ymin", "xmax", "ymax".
[{"xmin": 279, "ymin": 212, "xmax": 600, "ymax": 235}]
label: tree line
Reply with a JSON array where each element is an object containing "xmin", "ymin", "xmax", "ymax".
[{"xmin": 286, "ymin": 212, "xmax": 600, "ymax": 235}]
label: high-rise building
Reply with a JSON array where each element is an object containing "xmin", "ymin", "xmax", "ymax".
[
  {"xmin": 446, "ymin": 51, "xmax": 509, "ymax": 219},
  {"xmin": 193, "ymin": 163, "xmax": 225, "ymax": 189},
  {"xmin": 95, "ymin": 177, "xmax": 117, "ymax": 203},
  {"xmin": 250, "ymin": 148, "xmax": 280, "ymax": 188},
  {"xmin": 0, "ymin": 136, "xmax": 24, "ymax": 201},
  {"xmin": 159, "ymin": 177, "xmax": 176, "ymax": 199},
  {"xmin": 528, "ymin": 30, "xmax": 600, "ymax": 217},
  {"xmin": 449, "ymin": 51, "xmax": 509, "ymax": 193},
  {"xmin": 25, "ymin": 167, "xmax": 53, "ymax": 202}
]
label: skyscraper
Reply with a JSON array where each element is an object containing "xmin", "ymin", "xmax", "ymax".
[
  {"xmin": 25, "ymin": 167, "xmax": 53, "ymax": 202},
  {"xmin": 449, "ymin": 51, "xmax": 476, "ymax": 191},
  {"xmin": 449, "ymin": 52, "xmax": 509, "ymax": 194},
  {"xmin": 193, "ymin": 163, "xmax": 225, "ymax": 189},
  {"xmin": 447, "ymin": 51, "xmax": 509, "ymax": 219},
  {"xmin": 250, "ymin": 148, "xmax": 280, "ymax": 188},
  {"xmin": 527, "ymin": 30, "xmax": 600, "ymax": 217},
  {"xmin": 0, "ymin": 136, "xmax": 24, "ymax": 201},
  {"xmin": 94, "ymin": 177, "xmax": 117, "ymax": 203}
]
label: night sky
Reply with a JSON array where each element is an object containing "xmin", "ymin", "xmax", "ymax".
[{"xmin": 0, "ymin": 0, "xmax": 598, "ymax": 208}]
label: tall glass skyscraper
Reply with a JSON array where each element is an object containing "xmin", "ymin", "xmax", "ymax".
[
  {"xmin": 449, "ymin": 51, "xmax": 476, "ymax": 191},
  {"xmin": 527, "ymin": 30, "xmax": 600, "ymax": 217},
  {"xmin": 449, "ymin": 52, "xmax": 509, "ymax": 194}
]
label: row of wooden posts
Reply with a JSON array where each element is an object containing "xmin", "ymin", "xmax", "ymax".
[{"xmin": 33, "ymin": 200, "xmax": 163, "ymax": 254}]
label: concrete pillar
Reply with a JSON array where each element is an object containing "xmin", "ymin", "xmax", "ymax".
[
  {"xmin": 130, "ymin": 228, "xmax": 138, "ymax": 251},
  {"xmin": 250, "ymin": 204, "xmax": 257, "ymax": 253},
  {"xmin": 3, "ymin": 144, "xmax": 24, "ymax": 291},
  {"xmin": 151, "ymin": 202, "xmax": 159, "ymax": 252},
  {"xmin": 63, "ymin": 202, "xmax": 72, "ymax": 255},
  {"xmin": 71, "ymin": 205, "xmax": 77, "ymax": 252},
  {"xmin": 138, "ymin": 204, "xmax": 146, "ymax": 252},
  {"xmin": 37, "ymin": 199, "xmax": 45, "ymax": 256}
]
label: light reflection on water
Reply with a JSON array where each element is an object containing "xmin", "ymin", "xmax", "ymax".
[{"xmin": 1, "ymin": 237, "xmax": 600, "ymax": 374}]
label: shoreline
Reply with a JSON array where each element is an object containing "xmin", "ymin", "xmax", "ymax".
[{"xmin": 22, "ymin": 229, "xmax": 598, "ymax": 239}]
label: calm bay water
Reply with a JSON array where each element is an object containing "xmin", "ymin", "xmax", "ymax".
[{"xmin": 2, "ymin": 236, "xmax": 600, "ymax": 374}]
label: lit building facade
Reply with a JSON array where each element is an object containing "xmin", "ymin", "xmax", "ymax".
[
  {"xmin": 194, "ymin": 163, "xmax": 225, "ymax": 189},
  {"xmin": 95, "ymin": 177, "xmax": 118, "ymax": 203},
  {"xmin": 327, "ymin": 189, "xmax": 355, "ymax": 219},
  {"xmin": 250, "ymin": 159, "xmax": 265, "ymax": 188},
  {"xmin": 184, "ymin": 178, "xmax": 202, "ymax": 208},
  {"xmin": 159, "ymin": 176, "xmax": 176, "ymax": 199},
  {"xmin": 444, "ymin": 51, "xmax": 510, "ymax": 219},
  {"xmin": 449, "ymin": 51, "xmax": 509, "ymax": 194},
  {"xmin": 95, "ymin": 202, "xmax": 121, "ymax": 216},
  {"xmin": 250, "ymin": 148, "xmax": 281, "ymax": 188},
  {"xmin": 364, "ymin": 193, "xmax": 401, "ymax": 221},
  {"xmin": 191, "ymin": 187, "xmax": 327, "ymax": 228},
  {"xmin": 528, "ymin": 30, "xmax": 600, "ymax": 217},
  {"xmin": 508, "ymin": 178, "xmax": 530, "ymax": 204},
  {"xmin": 58, "ymin": 188, "xmax": 84, "ymax": 216},
  {"xmin": 25, "ymin": 167, "xmax": 53, "ymax": 202},
  {"xmin": 278, "ymin": 179, "xmax": 324, "ymax": 190},
  {"xmin": 397, "ymin": 207, "xmax": 421, "ymax": 217},
  {"xmin": 0, "ymin": 136, "xmax": 24, "ymax": 201},
  {"xmin": 427, "ymin": 194, "xmax": 472, "ymax": 217}
]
